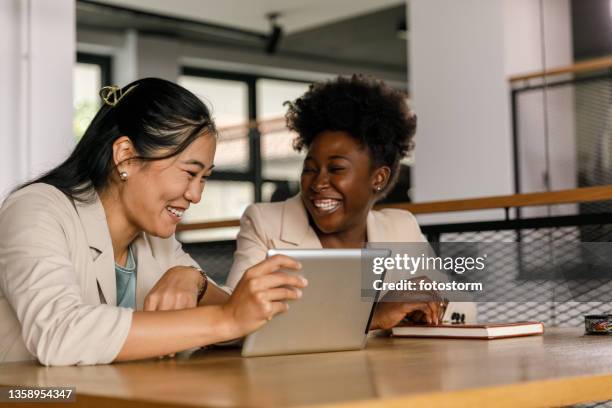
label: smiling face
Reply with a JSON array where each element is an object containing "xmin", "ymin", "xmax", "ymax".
[
  {"xmin": 300, "ymin": 130, "xmax": 388, "ymax": 238},
  {"xmin": 118, "ymin": 133, "xmax": 216, "ymax": 238}
]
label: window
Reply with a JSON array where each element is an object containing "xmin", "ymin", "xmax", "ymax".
[
  {"xmin": 178, "ymin": 68, "xmax": 312, "ymax": 242},
  {"xmin": 178, "ymin": 181, "xmax": 254, "ymax": 242},
  {"xmin": 258, "ymin": 79, "xmax": 309, "ymax": 183},
  {"xmin": 73, "ymin": 53, "xmax": 111, "ymax": 139},
  {"xmin": 178, "ymin": 76, "xmax": 249, "ymax": 172}
]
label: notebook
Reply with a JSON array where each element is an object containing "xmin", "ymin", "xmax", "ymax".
[{"xmin": 392, "ymin": 321, "xmax": 544, "ymax": 340}]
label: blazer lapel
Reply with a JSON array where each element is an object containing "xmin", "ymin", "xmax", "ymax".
[
  {"xmin": 74, "ymin": 192, "xmax": 116, "ymax": 305},
  {"xmin": 132, "ymin": 234, "xmax": 163, "ymax": 311},
  {"xmin": 275, "ymin": 194, "xmax": 322, "ymax": 249}
]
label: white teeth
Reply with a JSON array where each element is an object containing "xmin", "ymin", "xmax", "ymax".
[
  {"xmin": 313, "ymin": 199, "xmax": 341, "ymax": 212},
  {"xmin": 166, "ymin": 206, "xmax": 184, "ymax": 218}
]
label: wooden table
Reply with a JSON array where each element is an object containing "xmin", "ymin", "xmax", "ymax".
[{"xmin": 2, "ymin": 328, "xmax": 612, "ymax": 407}]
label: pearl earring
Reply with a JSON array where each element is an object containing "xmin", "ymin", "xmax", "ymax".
[
  {"xmin": 119, "ymin": 171, "xmax": 128, "ymax": 181},
  {"xmin": 376, "ymin": 185, "xmax": 383, "ymax": 192}
]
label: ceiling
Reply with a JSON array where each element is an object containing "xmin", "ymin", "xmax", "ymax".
[
  {"xmin": 280, "ymin": 5, "xmax": 407, "ymax": 71},
  {"xmin": 77, "ymin": 0, "xmax": 409, "ymax": 78},
  {"xmin": 571, "ymin": 0, "xmax": 612, "ymax": 59},
  {"xmin": 91, "ymin": 0, "xmax": 404, "ymax": 34}
]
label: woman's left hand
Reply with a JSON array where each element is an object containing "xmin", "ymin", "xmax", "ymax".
[
  {"xmin": 369, "ymin": 284, "xmax": 444, "ymax": 330},
  {"xmin": 143, "ymin": 266, "xmax": 202, "ymax": 311},
  {"xmin": 369, "ymin": 300, "xmax": 441, "ymax": 330}
]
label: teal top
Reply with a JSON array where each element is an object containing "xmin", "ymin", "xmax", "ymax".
[{"xmin": 115, "ymin": 246, "xmax": 136, "ymax": 309}]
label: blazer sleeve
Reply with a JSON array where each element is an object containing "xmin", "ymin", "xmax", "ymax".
[
  {"xmin": 413, "ymin": 217, "xmax": 428, "ymax": 243},
  {"xmin": 225, "ymin": 204, "xmax": 269, "ymax": 290},
  {"xmin": 0, "ymin": 192, "xmax": 132, "ymax": 366}
]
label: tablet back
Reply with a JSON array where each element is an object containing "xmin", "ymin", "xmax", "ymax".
[{"xmin": 241, "ymin": 249, "xmax": 387, "ymax": 357}]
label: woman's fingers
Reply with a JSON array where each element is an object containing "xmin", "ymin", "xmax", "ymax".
[
  {"xmin": 247, "ymin": 255, "xmax": 302, "ymax": 278},
  {"xmin": 143, "ymin": 297, "xmax": 155, "ymax": 312},
  {"xmin": 250, "ymin": 288, "xmax": 300, "ymax": 320},
  {"xmin": 409, "ymin": 310, "xmax": 425, "ymax": 323},
  {"xmin": 260, "ymin": 287, "xmax": 303, "ymax": 302},
  {"xmin": 427, "ymin": 301, "xmax": 440, "ymax": 325},
  {"xmin": 224, "ymin": 256, "xmax": 305, "ymax": 337},
  {"xmin": 142, "ymin": 266, "xmax": 202, "ymax": 313},
  {"xmin": 403, "ymin": 301, "xmax": 440, "ymax": 324},
  {"xmin": 402, "ymin": 302, "xmax": 428, "ymax": 314},
  {"xmin": 250, "ymin": 272, "xmax": 308, "ymax": 292},
  {"xmin": 159, "ymin": 295, "xmax": 181, "ymax": 311},
  {"xmin": 419, "ymin": 302, "xmax": 438, "ymax": 324},
  {"xmin": 269, "ymin": 300, "xmax": 290, "ymax": 317},
  {"xmin": 172, "ymin": 294, "xmax": 196, "ymax": 311},
  {"xmin": 250, "ymin": 298, "xmax": 290, "ymax": 322}
]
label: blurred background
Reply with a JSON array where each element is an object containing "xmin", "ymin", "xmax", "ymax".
[
  {"xmin": 1, "ymin": 0, "xmax": 611, "ymax": 256},
  {"xmin": 3, "ymin": 0, "xmax": 612, "ymax": 241},
  {"xmin": 0, "ymin": 1, "xmax": 607, "ymax": 222}
]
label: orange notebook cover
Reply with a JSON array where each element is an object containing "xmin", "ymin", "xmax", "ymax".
[{"xmin": 391, "ymin": 321, "xmax": 544, "ymax": 340}]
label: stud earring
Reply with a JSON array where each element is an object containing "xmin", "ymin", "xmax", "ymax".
[
  {"xmin": 119, "ymin": 171, "xmax": 128, "ymax": 181},
  {"xmin": 376, "ymin": 185, "xmax": 383, "ymax": 192}
]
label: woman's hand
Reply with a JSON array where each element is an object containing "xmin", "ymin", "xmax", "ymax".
[
  {"xmin": 222, "ymin": 255, "xmax": 308, "ymax": 338},
  {"xmin": 370, "ymin": 300, "xmax": 442, "ymax": 330},
  {"xmin": 144, "ymin": 266, "xmax": 202, "ymax": 311},
  {"xmin": 369, "ymin": 282, "xmax": 444, "ymax": 330}
]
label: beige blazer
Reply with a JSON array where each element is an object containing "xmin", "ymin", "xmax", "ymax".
[
  {"xmin": 226, "ymin": 194, "xmax": 426, "ymax": 289},
  {"xmin": 0, "ymin": 183, "xmax": 200, "ymax": 366}
]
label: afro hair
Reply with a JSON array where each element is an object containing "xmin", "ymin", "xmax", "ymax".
[{"xmin": 285, "ymin": 74, "xmax": 416, "ymax": 194}]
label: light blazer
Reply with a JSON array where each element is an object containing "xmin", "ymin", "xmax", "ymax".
[
  {"xmin": 226, "ymin": 194, "xmax": 426, "ymax": 289},
  {"xmin": 0, "ymin": 183, "xmax": 200, "ymax": 366}
]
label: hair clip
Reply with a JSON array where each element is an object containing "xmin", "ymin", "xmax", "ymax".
[{"xmin": 99, "ymin": 84, "xmax": 138, "ymax": 107}]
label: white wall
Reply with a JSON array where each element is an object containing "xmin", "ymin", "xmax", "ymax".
[
  {"xmin": 0, "ymin": 1, "xmax": 21, "ymax": 198},
  {"xmin": 505, "ymin": 0, "xmax": 576, "ymax": 217},
  {"xmin": 409, "ymin": 0, "xmax": 575, "ymax": 224},
  {"xmin": 409, "ymin": 0, "xmax": 513, "ymax": 224},
  {"xmin": 0, "ymin": 0, "xmax": 75, "ymax": 199},
  {"xmin": 504, "ymin": 0, "xmax": 573, "ymax": 75}
]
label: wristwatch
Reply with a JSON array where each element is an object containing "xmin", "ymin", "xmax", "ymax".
[{"xmin": 192, "ymin": 267, "xmax": 209, "ymax": 303}]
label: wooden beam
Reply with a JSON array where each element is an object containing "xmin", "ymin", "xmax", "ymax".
[
  {"xmin": 176, "ymin": 185, "xmax": 612, "ymax": 231},
  {"xmin": 176, "ymin": 219, "xmax": 240, "ymax": 232},
  {"xmin": 380, "ymin": 185, "xmax": 612, "ymax": 214},
  {"xmin": 509, "ymin": 55, "xmax": 612, "ymax": 82}
]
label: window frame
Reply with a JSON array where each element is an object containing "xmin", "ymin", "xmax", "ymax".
[
  {"xmin": 181, "ymin": 66, "xmax": 311, "ymax": 202},
  {"xmin": 76, "ymin": 52, "xmax": 113, "ymax": 87},
  {"xmin": 73, "ymin": 52, "xmax": 113, "ymax": 139}
]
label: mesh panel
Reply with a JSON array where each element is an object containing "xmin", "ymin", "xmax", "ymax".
[
  {"xmin": 576, "ymin": 77, "xmax": 612, "ymax": 198},
  {"xmin": 440, "ymin": 224, "xmax": 612, "ymax": 327}
]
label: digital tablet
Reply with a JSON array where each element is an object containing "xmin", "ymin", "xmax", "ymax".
[{"xmin": 241, "ymin": 248, "xmax": 389, "ymax": 357}]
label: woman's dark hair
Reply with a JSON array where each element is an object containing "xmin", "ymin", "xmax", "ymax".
[
  {"xmin": 19, "ymin": 77, "xmax": 216, "ymax": 202},
  {"xmin": 285, "ymin": 74, "xmax": 416, "ymax": 195}
]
